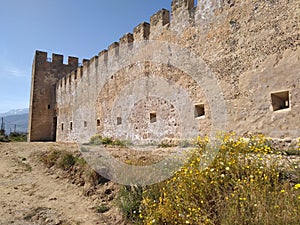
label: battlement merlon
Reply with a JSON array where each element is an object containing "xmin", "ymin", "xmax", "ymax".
[
  {"xmin": 120, "ymin": 33, "xmax": 134, "ymax": 46},
  {"xmin": 90, "ymin": 55, "xmax": 99, "ymax": 65},
  {"xmin": 150, "ymin": 9, "xmax": 170, "ymax": 27},
  {"xmin": 52, "ymin": 53, "xmax": 63, "ymax": 64},
  {"xmin": 133, "ymin": 22, "xmax": 150, "ymax": 41},
  {"xmin": 98, "ymin": 49, "xmax": 108, "ymax": 57},
  {"xmin": 34, "ymin": 50, "xmax": 48, "ymax": 62},
  {"xmin": 108, "ymin": 42, "xmax": 120, "ymax": 57},
  {"xmin": 149, "ymin": 9, "xmax": 170, "ymax": 39},
  {"xmin": 68, "ymin": 56, "xmax": 79, "ymax": 67},
  {"xmin": 82, "ymin": 59, "xmax": 89, "ymax": 66},
  {"xmin": 98, "ymin": 50, "xmax": 108, "ymax": 64}
]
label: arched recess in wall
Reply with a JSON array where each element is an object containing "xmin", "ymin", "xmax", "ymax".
[
  {"xmin": 94, "ymin": 40, "xmax": 227, "ymax": 144},
  {"xmin": 95, "ymin": 62, "xmax": 212, "ymax": 144}
]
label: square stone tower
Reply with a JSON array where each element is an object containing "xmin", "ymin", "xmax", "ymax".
[{"xmin": 28, "ymin": 51, "xmax": 78, "ymax": 141}]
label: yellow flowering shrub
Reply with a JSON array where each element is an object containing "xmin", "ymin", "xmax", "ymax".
[{"xmin": 139, "ymin": 133, "xmax": 300, "ymax": 225}]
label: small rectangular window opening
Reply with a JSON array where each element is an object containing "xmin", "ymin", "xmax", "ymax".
[
  {"xmin": 97, "ymin": 119, "xmax": 100, "ymax": 126},
  {"xmin": 271, "ymin": 91, "xmax": 290, "ymax": 111},
  {"xmin": 61, "ymin": 123, "xmax": 64, "ymax": 131},
  {"xmin": 48, "ymin": 105, "xmax": 51, "ymax": 109},
  {"xmin": 70, "ymin": 122, "xmax": 73, "ymax": 131},
  {"xmin": 195, "ymin": 104, "xmax": 205, "ymax": 118},
  {"xmin": 84, "ymin": 121, "xmax": 87, "ymax": 127},
  {"xmin": 117, "ymin": 117, "xmax": 122, "ymax": 125},
  {"xmin": 150, "ymin": 112, "xmax": 157, "ymax": 123}
]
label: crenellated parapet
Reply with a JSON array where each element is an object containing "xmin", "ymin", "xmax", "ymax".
[
  {"xmin": 34, "ymin": 50, "xmax": 79, "ymax": 67},
  {"xmin": 56, "ymin": 0, "xmax": 232, "ymax": 90},
  {"xmin": 35, "ymin": 0, "xmax": 233, "ymax": 96},
  {"xmin": 56, "ymin": 0, "xmax": 225, "ymax": 100},
  {"xmin": 53, "ymin": 0, "xmax": 233, "ymax": 108}
]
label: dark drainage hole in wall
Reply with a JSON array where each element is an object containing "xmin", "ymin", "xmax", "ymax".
[
  {"xmin": 117, "ymin": 117, "xmax": 122, "ymax": 125},
  {"xmin": 150, "ymin": 112, "xmax": 157, "ymax": 123},
  {"xmin": 271, "ymin": 91, "xmax": 290, "ymax": 111},
  {"xmin": 195, "ymin": 104, "xmax": 205, "ymax": 118}
]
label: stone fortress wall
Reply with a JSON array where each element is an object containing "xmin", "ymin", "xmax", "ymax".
[{"xmin": 28, "ymin": 0, "xmax": 300, "ymax": 143}]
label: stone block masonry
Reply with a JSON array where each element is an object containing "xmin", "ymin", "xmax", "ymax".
[{"xmin": 28, "ymin": 0, "xmax": 300, "ymax": 143}]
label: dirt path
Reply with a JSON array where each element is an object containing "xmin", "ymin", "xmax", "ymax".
[{"xmin": 0, "ymin": 142, "xmax": 111, "ymax": 225}]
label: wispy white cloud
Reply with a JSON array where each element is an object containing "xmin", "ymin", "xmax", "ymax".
[{"xmin": 0, "ymin": 63, "xmax": 27, "ymax": 78}]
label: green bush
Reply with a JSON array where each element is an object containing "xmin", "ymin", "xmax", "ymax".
[
  {"xmin": 88, "ymin": 135, "xmax": 128, "ymax": 147},
  {"xmin": 95, "ymin": 204, "xmax": 109, "ymax": 213},
  {"xmin": 117, "ymin": 185, "xmax": 144, "ymax": 223},
  {"xmin": 58, "ymin": 152, "xmax": 77, "ymax": 170},
  {"xmin": 157, "ymin": 141, "xmax": 174, "ymax": 148},
  {"xmin": 40, "ymin": 148, "xmax": 106, "ymax": 187},
  {"xmin": 8, "ymin": 132, "xmax": 27, "ymax": 142},
  {"xmin": 42, "ymin": 150, "xmax": 61, "ymax": 168},
  {"xmin": 42, "ymin": 149, "xmax": 77, "ymax": 170},
  {"xmin": 89, "ymin": 135, "xmax": 103, "ymax": 145},
  {"xmin": 0, "ymin": 132, "xmax": 27, "ymax": 142},
  {"xmin": 0, "ymin": 134, "xmax": 8, "ymax": 142},
  {"xmin": 101, "ymin": 137, "xmax": 114, "ymax": 145}
]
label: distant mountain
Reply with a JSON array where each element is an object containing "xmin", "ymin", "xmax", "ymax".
[
  {"xmin": 0, "ymin": 109, "xmax": 29, "ymax": 134},
  {"xmin": 0, "ymin": 108, "xmax": 29, "ymax": 117}
]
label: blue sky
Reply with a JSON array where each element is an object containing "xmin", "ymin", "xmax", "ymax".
[{"xmin": 0, "ymin": 0, "xmax": 175, "ymax": 113}]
